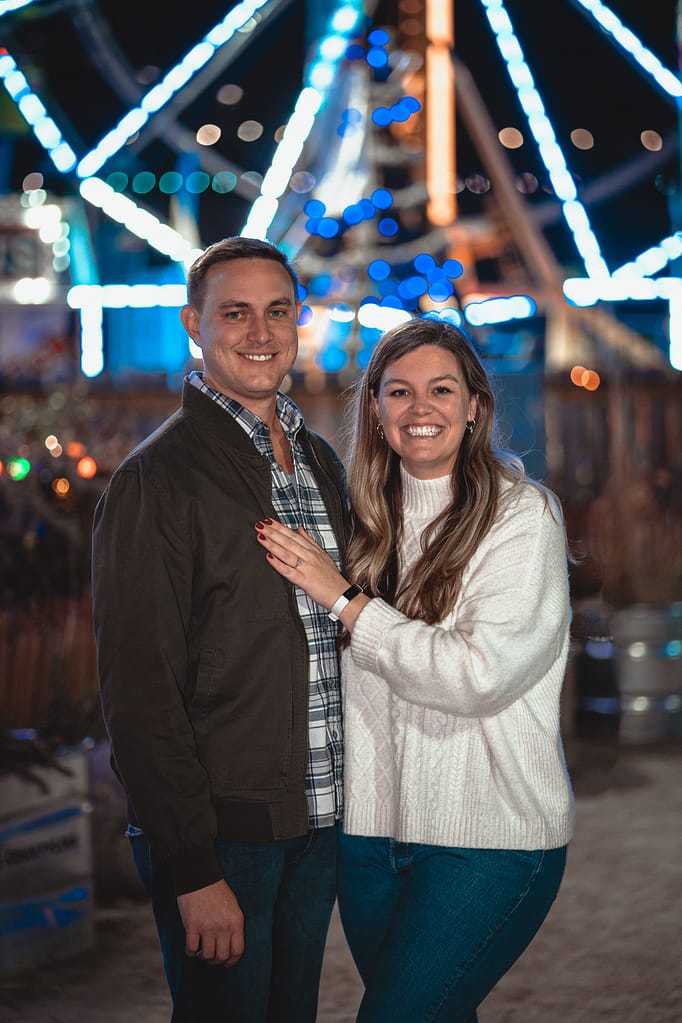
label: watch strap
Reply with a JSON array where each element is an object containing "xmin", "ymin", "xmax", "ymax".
[{"xmin": 328, "ymin": 584, "xmax": 363, "ymax": 621}]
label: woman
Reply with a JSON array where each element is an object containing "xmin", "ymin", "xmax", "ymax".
[{"xmin": 255, "ymin": 318, "xmax": 575, "ymax": 1022}]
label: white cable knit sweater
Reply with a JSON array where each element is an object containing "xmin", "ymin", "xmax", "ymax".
[{"xmin": 342, "ymin": 466, "xmax": 575, "ymax": 850}]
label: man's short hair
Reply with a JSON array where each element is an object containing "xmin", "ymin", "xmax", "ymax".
[{"xmin": 186, "ymin": 237, "xmax": 300, "ymax": 311}]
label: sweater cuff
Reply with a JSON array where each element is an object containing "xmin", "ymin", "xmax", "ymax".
[
  {"xmin": 170, "ymin": 839, "xmax": 223, "ymax": 896},
  {"xmin": 350, "ymin": 598, "xmax": 405, "ymax": 672}
]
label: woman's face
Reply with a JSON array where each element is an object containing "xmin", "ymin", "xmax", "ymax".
[{"xmin": 372, "ymin": 344, "xmax": 478, "ymax": 480}]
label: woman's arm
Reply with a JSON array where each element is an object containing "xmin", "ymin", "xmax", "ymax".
[
  {"xmin": 256, "ymin": 490, "xmax": 570, "ymax": 717},
  {"xmin": 350, "ymin": 492, "xmax": 570, "ymax": 716},
  {"xmin": 254, "ymin": 519, "xmax": 371, "ymax": 628}
]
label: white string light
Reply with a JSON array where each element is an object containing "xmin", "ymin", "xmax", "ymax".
[
  {"xmin": 76, "ymin": 0, "xmax": 272, "ymax": 179},
  {"xmin": 479, "ymin": 0, "xmax": 609, "ymax": 279},
  {"xmin": 241, "ymin": 1, "xmax": 364, "ymax": 239},
  {"xmin": 570, "ymin": 0, "xmax": 682, "ymax": 99},
  {"xmin": 0, "ymin": 51, "xmax": 77, "ymax": 172}
]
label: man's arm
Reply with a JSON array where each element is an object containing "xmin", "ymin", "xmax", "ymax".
[
  {"xmin": 178, "ymin": 881, "xmax": 244, "ymax": 966},
  {"xmin": 92, "ymin": 463, "xmax": 225, "ymax": 893}
]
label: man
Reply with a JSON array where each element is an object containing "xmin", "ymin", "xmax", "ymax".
[{"xmin": 92, "ymin": 237, "xmax": 348, "ymax": 1022}]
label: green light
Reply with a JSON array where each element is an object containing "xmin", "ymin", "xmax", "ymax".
[
  {"xmin": 7, "ymin": 458, "xmax": 31, "ymax": 481},
  {"xmin": 159, "ymin": 171, "xmax": 183, "ymax": 194},
  {"xmin": 186, "ymin": 171, "xmax": 210, "ymax": 194},
  {"xmin": 132, "ymin": 171, "xmax": 156, "ymax": 194},
  {"xmin": 212, "ymin": 171, "xmax": 237, "ymax": 194},
  {"xmin": 106, "ymin": 171, "xmax": 129, "ymax": 192}
]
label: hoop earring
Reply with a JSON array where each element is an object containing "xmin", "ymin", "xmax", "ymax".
[
  {"xmin": 376, "ymin": 423, "xmax": 385, "ymax": 441},
  {"xmin": 466, "ymin": 418, "xmax": 477, "ymax": 434}
]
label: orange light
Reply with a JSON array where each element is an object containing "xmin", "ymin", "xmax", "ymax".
[
  {"xmin": 426, "ymin": 0, "xmax": 453, "ymax": 45},
  {"xmin": 66, "ymin": 441, "xmax": 86, "ymax": 459},
  {"xmin": 77, "ymin": 456, "xmax": 97, "ymax": 479},
  {"xmin": 583, "ymin": 370, "xmax": 601, "ymax": 391},
  {"xmin": 570, "ymin": 365, "xmax": 586, "ymax": 386},
  {"xmin": 52, "ymin": 477, "xmax": 71, "ymax": 497},
  {"xmin": 425, "ymin": 0, "xmax": 455, "ymax": 228},
  {"xmin": 426, "ymin": 46, "xmax": 455, "ymax": 226}
]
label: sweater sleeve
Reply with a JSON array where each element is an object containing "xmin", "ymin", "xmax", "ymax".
[
  {"xmin": 349, "ymin": 487, "xmax": 570, "ymax": 716},
  {"xmin": 92, "ymin": 462, "xmax": 223, "ymax": 895}
]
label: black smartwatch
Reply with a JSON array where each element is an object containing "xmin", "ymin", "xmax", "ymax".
[{"xmin": 328, "ymin": 584, "xmax": 364, "ymax": 621}]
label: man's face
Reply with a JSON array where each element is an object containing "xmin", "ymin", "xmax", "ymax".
[{"xmin": 181, "ymin": 258, "xmax": 300, "ymax": 414}]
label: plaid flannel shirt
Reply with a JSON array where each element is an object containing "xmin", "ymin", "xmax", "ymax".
[{"xmin": 189, "ymin": 371, "xmax": 343, "ymax": 827}]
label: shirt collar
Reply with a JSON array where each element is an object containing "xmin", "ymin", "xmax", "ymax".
[{"xmin": 188, "ymin": 369, "xmax": 304, "ymax": 440}]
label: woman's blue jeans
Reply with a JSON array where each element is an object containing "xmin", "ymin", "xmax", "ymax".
[
  {"xmin": 129, "ymin": 824, "xmax": 338, "ymax": 1023},
  {"xmin": 338, "ymin": 832, "xmax": 567, "ymax": 1023}
]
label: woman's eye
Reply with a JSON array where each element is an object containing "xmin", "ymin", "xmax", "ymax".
[{"xmin": 388, "ymin": 388, "xmax": 409, "ymax": 398}]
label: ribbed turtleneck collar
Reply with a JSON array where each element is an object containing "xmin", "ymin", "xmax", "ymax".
[{"xmin": 400, "ymin": 463, "xmax": 452, "ymax": 519}]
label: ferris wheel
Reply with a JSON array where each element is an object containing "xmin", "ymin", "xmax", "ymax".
[{"xmin": 1, "ymin": 0, "xmax": 679, "ymax": 375}]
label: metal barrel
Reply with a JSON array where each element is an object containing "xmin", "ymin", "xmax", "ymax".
[{"xmin": 610, "ymin": 603, "xmax": 682, "ymax": 745}]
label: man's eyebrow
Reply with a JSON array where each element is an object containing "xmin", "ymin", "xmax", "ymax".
[{"xmin": 216, "ymin": 296, "xmax": 294, "ymax": 308}]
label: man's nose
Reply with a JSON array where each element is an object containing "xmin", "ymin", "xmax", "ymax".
[{"xmin": 248, "ymin": 314, "xmax": 273, "ymax": 342}]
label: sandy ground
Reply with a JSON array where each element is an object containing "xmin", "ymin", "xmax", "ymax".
[{"xmin": 0, "ymin": 738, "xmax": 680, "ymax": 1022}]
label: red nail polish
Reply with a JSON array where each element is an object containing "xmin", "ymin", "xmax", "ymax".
[
  {"xmin": 264, "ymin": 518, "xmax": 273, "ymax": 525},
  {"xmin": 258, "ymin": 534, "xmax": 266, "ymax": 541},
  {"xmin": 255, "ymin": 521, "xmax": 264, "ymax": 529}
]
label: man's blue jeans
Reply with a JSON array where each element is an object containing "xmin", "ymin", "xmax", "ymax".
[
  {"xmin": 338, "ymin": 832, "xmax": 567, "ymax": 1023},
  {"xmin": 129, "ymin": 824, "xmax": 338, "ymax": 1023}
]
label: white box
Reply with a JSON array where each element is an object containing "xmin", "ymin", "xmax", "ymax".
[
  {"xmin": 0, "ymin": 877, "xmax": 95, "ymax": 978},
  {"xmin": 0, "ymin": 800, "xmax": 92, "ymax": 900},
  {"xmin": 0, "ymin": 747, "xmax": 90, "ymax": 823}
]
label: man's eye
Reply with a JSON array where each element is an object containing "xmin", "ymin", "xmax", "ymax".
[{"xmin": 434, "ymin": 386, "xmax": 452, "ymax": 394}]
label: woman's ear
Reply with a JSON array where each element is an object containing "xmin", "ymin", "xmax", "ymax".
[{"xmin": 370, "ymin": 392, "xmax": 380, "ymax": 423}]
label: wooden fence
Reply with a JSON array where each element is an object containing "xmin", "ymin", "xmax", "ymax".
[{"xmin": 0, "ymin": 595, "xmax": 98, "ymax": 731}]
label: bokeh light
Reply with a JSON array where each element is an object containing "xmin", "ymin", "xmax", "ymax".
[
  {"xmin": 499, "ymin": 127, "xmax": 523, "ymax": 149},
  {"xmin": 77, "ymin": 456, "xmax": 98, "ymax": 479},
  {"xmin": 217, "ymin": 83, "xmax": 243, "ymax": 105},
  {"xmin": 237, "ymin": 120, "xmax": 264, "ymax": 142},
  {"xmin": 570, "ymin": 128, "xmax": 594, "ymax": 150},
  {"xmin": 196, "ymin": 124, "xmax": 221, "ymax": 146},
  {"xmin": 52, "ymin": 478, "xmax": 71, "ymax": 497},
  {"xmin": 641, "ymin": 130, "xmax": 662, "ymax": 152}
]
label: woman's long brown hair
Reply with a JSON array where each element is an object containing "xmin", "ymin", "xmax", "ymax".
[{"xmin": 342, "ymin": 318, "xmax": 559, "ymax": 624}]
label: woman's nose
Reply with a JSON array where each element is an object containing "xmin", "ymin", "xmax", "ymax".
[{"xmin": 410, "ymin": 395, "xmax": 433, "ymax": 414}]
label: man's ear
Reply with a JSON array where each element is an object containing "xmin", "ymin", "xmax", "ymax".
[{"xmin": 180, "ymin": 304, "xmax": 200, "ymax": 345}]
